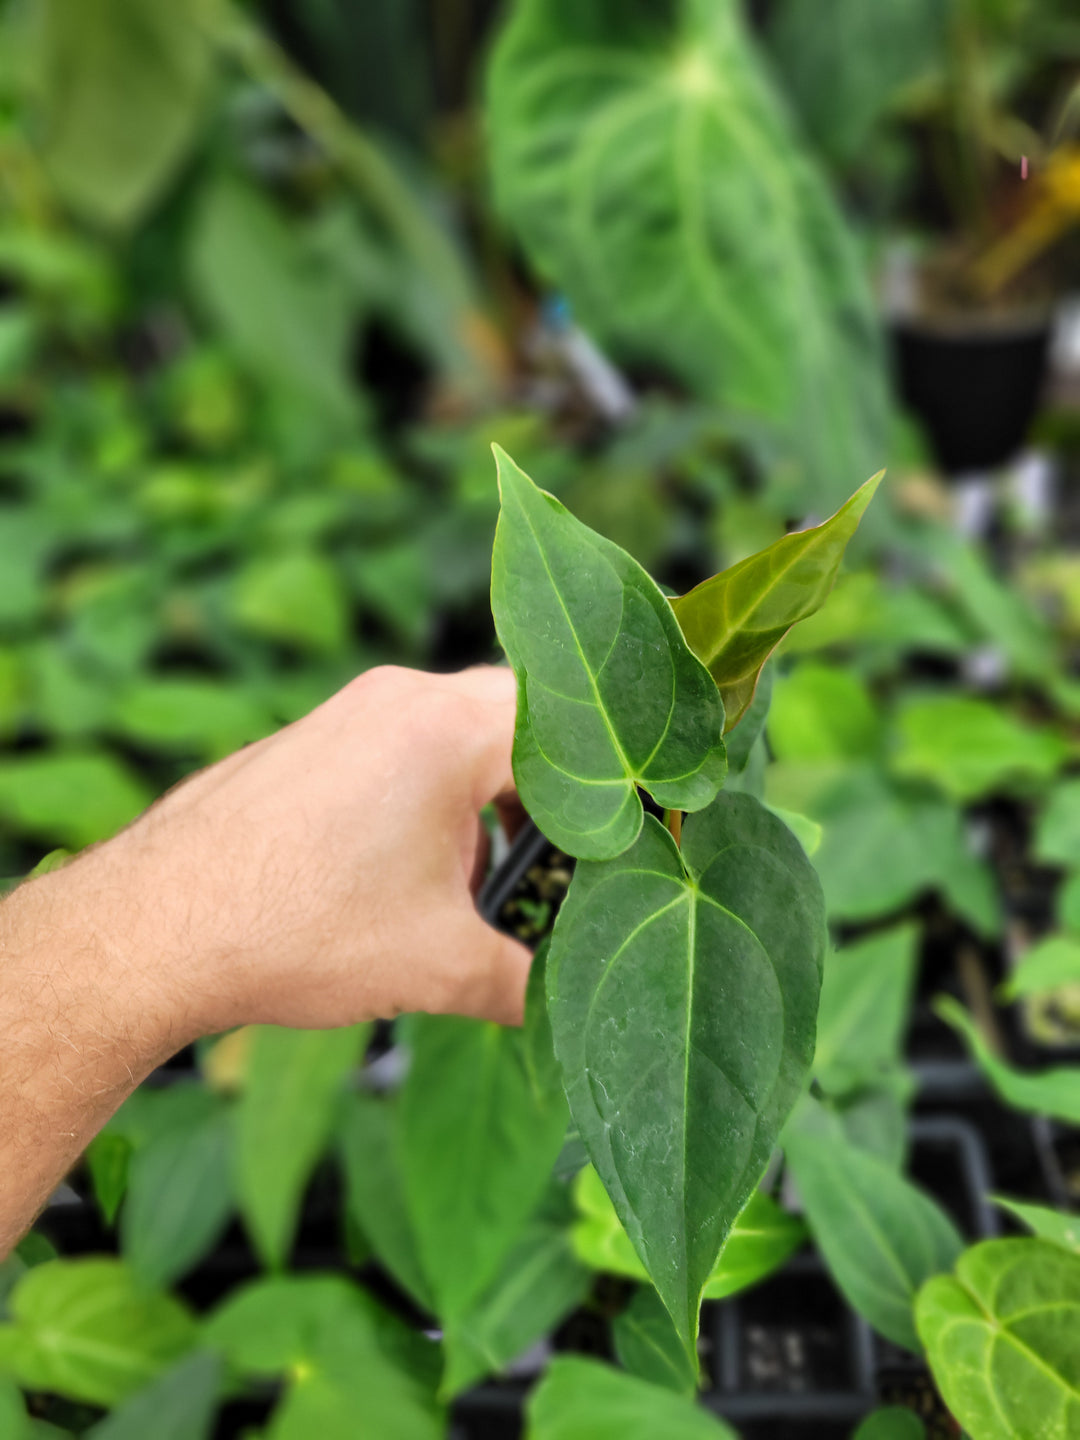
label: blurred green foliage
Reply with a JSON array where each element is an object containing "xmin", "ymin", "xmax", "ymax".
[{"xmin": 2, "ymin": 1, "xmax": 1080, "ymax": 1436}]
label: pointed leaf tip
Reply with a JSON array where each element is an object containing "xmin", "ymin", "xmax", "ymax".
[{"xmin": 672, "ymin": 472, "xmax": 883, "ymax": 729}]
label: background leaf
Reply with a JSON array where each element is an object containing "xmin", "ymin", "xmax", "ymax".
[
  {"xmin": 487, "ymin": 0, "xmax": 890, "ymax": 508},
  {"xmin": 851, "ymin": 1409, "xmax": 927, "ymax": 1440},
  {"xmin": 0, "ymin": 751, "xmax": 151, "ymax": 848},
  {"xmin": 189, "ymin": 176, "xmax": 361, "ymax": 427},
  {"xmin": 84, "ymin": 1350, "xmax": 222, "ymax": 1440},
  {"xmin": 491, "ymin": 446, "xmax": 726, "ymax": 860},
  {"xmin": 399, "ymin": 1014, "xmax": 568, "ymax": 1324},
  {"xmin": 0, "ymin": 1375, "xmax": 30, "ymax": 1440},
  {"xmin": 814, "ymin": 923, "xmax": 920, "ymax": 1094},
  {"xmin": 612, "ymin": 1287, "xmax": 698, "ymax": 1397},
  {"xmin": 917, "ymin": 1239, "xmax": 1080, "ymax": 1440},
  {"xmin": 784, "ymin": 1100, "xmax": 963, "ymax": 1352},
  {"xmin": 339, "ymin": 1094, "xmax": 433, "ymax": 1313},
  {"xmin": 1000, "ymin": 934, "xmax": 1080, "ymax": 1001},
  {"xmin": 236, "ymin": 1024, "xmax": 369, "ymax": 1269},
  {"xmin": 1036, "ymin": 780, "xmax": 1080, "ymax": 865},
  {"xmin": 441, "ymin": 1192, "xmax": 590, "ymax": 1400},
  {"xmin": 32, "ymin": 0, "xmax": 211, "ymax": 228},
  {"xmin": 572, "ymin": 1165, "xmax": 805, "ymax": 1300},
  {"xmin": 0, "ymin": 1259, "xmax": 196, "ymax": 1407},
  {"xmin": 938, "ymin": 997, "xmax": 1080, "ymax": 1125},
  {"xmin": 549, "ymin": 793, "xmax": 824, "ymax": 1354},
  {"xmin": 121, "ymin": 1103, "xmax": 233, "ymax": 1291},
  {"xmin": 993, "ymin": 1196, "xmax": 1080, "ymax": 1254},
  {"xmin": 525, "ymin": 1356, "xmax": 737, "ymax": 1440},
  {"xmin": 204, "ymin": 1276, "xmax": 441, "ymax": 1440},
  {"xmin": 672, "ymin": 475, "xmax": 881, "ymax": 727}
]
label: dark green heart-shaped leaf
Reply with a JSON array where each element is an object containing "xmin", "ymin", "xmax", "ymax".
[
  {"xmin": 917, "ymin": 1239, "xmax": 1080, "ymax": 1439},
  {"xmin": 672, "ymin": 473, "xmax": 881, "ymax": 728},
  {"xmin": 891, "ymin": 694, "xmax": 1068, "ymax": 803},
  {"xmin": 784, "ymin": 1100, "xmax": 962, "ymax": 1353},
  {"xmin": 548, "ymin": 792, "xmax": 824, "ymax": 1358},
  {"xmin": 486, "ymin": 0, "xmax": 890, "ymax": 510},
  {"xmin": 938, "ymin": 998, "xmax": 1080, "ymax": 1125},
  {"xmin": 491, "ymin": 446, "xmax": 726, "ymax": 859}
]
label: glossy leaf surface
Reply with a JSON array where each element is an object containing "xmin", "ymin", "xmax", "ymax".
[
  {"xmin": 400, "ymin": 1014, "xmax": 569, "ymax": 1323},
  {"xmin": 0, "ymin": 1260, "xmax": 195, "ymax": 1406},
  {"xmin": 526, "ymin": 1356, "xmax": 737, "ymax": 1440},
  {"xmin": 939, "ymin": 998, "xmax": 1080, "ymax": 1125},
  {"xmin": 673, "ymin": 475, "xmax": 881, "ymax": 727},
  {"xmin": 784, "ymin": 1101, "xmax": 962, "ymax": 1352},
  {"xmin": 993, "ymin": 1196, "xmax": 1080, "ymax": 1254},
  {"xmin": 572, "ymin": 1164, "xmax": 805, "ymax": 1300},
  {"xmin": 236, "ymin": 1024, "xmax": 368, "ymax": 1269},
  {"xmin": 491, "ymin": 447, "xmax": 726, "ymax": 859},
  {"xmin": 916, "ymin": 1239, "xmax": 1080, "ymax": 1440},
  {"xmin": 549, "ymin": 792, "xmax": 824, "ymax": 1354},
  {"xmin": 487, "ymin": 0, "xmax": 889, "ymax": 509}
]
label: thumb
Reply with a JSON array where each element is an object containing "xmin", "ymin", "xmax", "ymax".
[{"xmin": 443, "ymin": 911, "xmax": 533, "ymax": 1027}]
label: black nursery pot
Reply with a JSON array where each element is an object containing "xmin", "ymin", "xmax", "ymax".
[{"xmin": 890, "ymin": 314, "xmax": 1052, "ymax": 476}]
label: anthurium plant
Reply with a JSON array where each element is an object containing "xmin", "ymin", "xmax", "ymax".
[{"xmin": 490, "ymin": 445, "xmax": 880, "ymax": 1365}]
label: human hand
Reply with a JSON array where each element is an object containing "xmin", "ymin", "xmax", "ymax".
[{"xmin": 85, "ymin": 664, "xmax": 533, "ymax": 1039}]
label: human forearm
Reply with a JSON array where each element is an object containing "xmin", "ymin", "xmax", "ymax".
[
  {"xmin": 0, "ymin": 666, "xmax": 530, "ymax": 1256},
  {"xmin": 0, "ymin": 853, "xmax": 186, "ymax": 1256}
]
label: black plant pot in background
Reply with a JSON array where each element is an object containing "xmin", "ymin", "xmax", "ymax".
[{"xmin": 890, "ymin": 316, "xmax": 1053, "ymax": 476}]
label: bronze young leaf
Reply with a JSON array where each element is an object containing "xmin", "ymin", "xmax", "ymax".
[{"xmin": 672, "ymin": 472, "xmax": 883, "ymax": 729}]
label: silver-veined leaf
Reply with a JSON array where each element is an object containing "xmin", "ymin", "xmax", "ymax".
[
  {"xmin": 487, "ymin": 0, "xmax": 889, "ymax": 509},
  {"xmin": 917, "ymin": 1239, "xmax": 1080, "ymax": 1440}
]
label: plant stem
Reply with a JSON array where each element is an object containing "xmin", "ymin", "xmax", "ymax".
[{"xmin": 665, "ymin": 809, "xmax": 683, "ymax": 847}]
